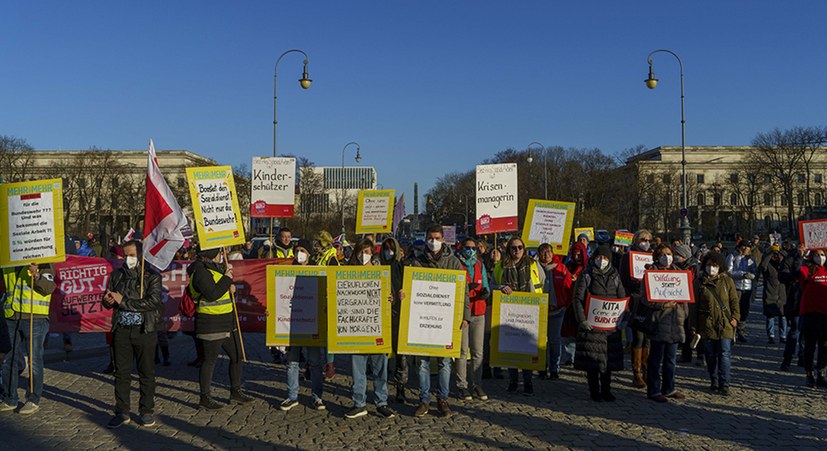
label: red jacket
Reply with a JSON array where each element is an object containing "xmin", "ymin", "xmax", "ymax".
[
  {"xmin": 798, "ymin": 264, "xmax": 827, "ymax": 316},
  {"xmin": 547, "ymin": 254, "xmax": 573, "ymax": 309},
  {"xmin": 566, "ymin": 242, "xmax": 589, "ymax": 282}
]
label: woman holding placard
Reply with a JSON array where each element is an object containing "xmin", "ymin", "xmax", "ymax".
[
  {"xmin": 640, "ymin": 245, "xmax": 689, "ymax": 403},
  {"xmin": 572, "ymin": 245, "xmax": 627, "ymax": 402},
  {"xmin": 619, "ymin": 229, "xmax": 654, "ymax": 389},
  {"xmin": 797, "ymin": 249, "xmax": 827, "ymax": 388}
]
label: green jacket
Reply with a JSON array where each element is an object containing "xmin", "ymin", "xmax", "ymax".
[{"xmin": 692, "ymin": 273, "xmax": 740, "ymax": 340}]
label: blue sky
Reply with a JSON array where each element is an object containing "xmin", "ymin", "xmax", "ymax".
[{"xmin": 2, "ymin": 1, "xmax": 826, "ymax": 208}]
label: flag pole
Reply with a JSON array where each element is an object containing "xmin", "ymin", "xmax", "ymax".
[
  {"xmin": 223, "ymin": 247, "xmax": 247, "ymax": 362},
  {"xmin": 140, "ymin": 255, "xmax": 145, "ymax": 299},
  {"xmin": 28, "ymin": 268, "xmax": 34, "ymax": 394}
]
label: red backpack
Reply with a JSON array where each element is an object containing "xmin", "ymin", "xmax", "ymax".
[{"xmin": 179, "ymin": 285, "xmax": 197, "ymax": 317}]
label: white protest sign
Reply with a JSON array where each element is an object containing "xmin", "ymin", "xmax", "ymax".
[
  {"xmin": 251, "ymin": 157, "xmax": 296, "ymax": 218},
  {"xmin": 326, "ymin": 266, "xmax": 392, "ymax": 354},
  {"xmin": 799, "ymin": 219, "xmax": 827, "ymax": 250},
  {"xmin": 644, "ymin": 270, "xmax": 695, "ymax": 303},
  {"xmin": 1, "ymin": 178, "xmax": 66, "ymax": 267},
  {"xmin": 585, "ymin": 295, "xmax": 628, "ymax": 331},
  {"xmin": 629, "ymin": 251, "xmax": 654, "ymax": 280},
  {"xmin": 521, "ymin": 199, "xmax": 576, "ymax": 254},
  {"xmin": 398, "ymin": 267, "xmax": 465, "ymax": 357},
  {"xmin": 356, "ymin": 190, "xmax": 395, "ymax": 234},
  {"xmin": 475, "ymin": 163, "xmax": 518, "ymax": 234},
  {"xmin": 274, "ymin": 276, "xmax": 319, "ymax": 336},
  {"xmin": 498, "ymin": 301, "xmax": 540, "ymax": 355}
]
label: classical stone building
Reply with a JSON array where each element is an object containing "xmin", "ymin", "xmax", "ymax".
[{"xmin": 627, "ymin": 146, "xmax": 827, "ymax": 241}]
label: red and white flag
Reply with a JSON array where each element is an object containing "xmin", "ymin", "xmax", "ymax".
[{"xmin": 143, "ymin": 140, "xmax": 188, "ymax": 271}]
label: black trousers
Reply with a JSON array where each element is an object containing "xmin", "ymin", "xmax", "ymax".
[
  {"xmin": 737, "ymin": 289, "xmax": 753, "ymax": 336},
  {"xmin": 199, "ymin": 331, "xmax": 243, "ymax": 398},
  {"xmin": 113, "ymin": 325, "xmax": 157, "ymax": 415}
]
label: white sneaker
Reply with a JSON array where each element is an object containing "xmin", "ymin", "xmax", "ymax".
[
  {"xmin": 18, "ymin": 402, "xmax": 39, "ymax": 415},
  {"xmin": 0, "ymin": 402, "xmax": 17, "ymax": 412}
]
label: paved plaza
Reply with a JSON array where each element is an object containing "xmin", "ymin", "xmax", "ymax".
[{"xmin": 2, "ymin": 302, "xmax": 826, "ymax": 450}]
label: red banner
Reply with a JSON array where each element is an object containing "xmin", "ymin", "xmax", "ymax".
[{"xmin": 48, "ymin": 255, "xmax": 290, "ymax": 333}]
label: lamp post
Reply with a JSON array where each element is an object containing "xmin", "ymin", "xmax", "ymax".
[
  {"xmin": 273, "ymin": 49, "xmax": 312, "ymax": 157},
  {"xmin": 645, "ymin": 49, "xmax": 691, "ymax": 246},
  {"xmin": 528, "ymin": 142, "xmax": 546, "ymax": 199},
  {"xmin": 341, "ymin": 142, "xmax": 362, "ymax": 236}
]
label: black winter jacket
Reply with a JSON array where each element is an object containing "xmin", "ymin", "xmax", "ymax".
[
  {"xmin": 188, "ymin": 260, "xmax": 235, "ymax": 334},
  {"xmin": 103, "ymin": 265, "xmax": 164, "ymax": 334},
  {"xmin": 572, "ymin": 263, "xmax": 627, "ymax": 372}
]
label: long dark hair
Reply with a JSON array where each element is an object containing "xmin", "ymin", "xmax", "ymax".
[
  {"xmin": 349, "ymin": 238, "xmax": 374, "ymax": 265},
  {"xmin": 502, "ymin": 237, "xmax": 530, "ymax": 268}
]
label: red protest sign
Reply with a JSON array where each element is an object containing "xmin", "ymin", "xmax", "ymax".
[{"xmin": 643, "ymin": 270, "xmax": 695, "ymax": 303}]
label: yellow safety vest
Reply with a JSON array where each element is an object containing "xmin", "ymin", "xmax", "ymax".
[
  {"xmin": 316, "ymin": 247, "xmax": 340, "ymax": 266},
  {"xmin": 3, "ymin": 267, "xmax": 52, "ymax": 318},
  {"xmin": 275, "ymin": 246, "xmax": 294, "ymax": 259},
  {"xmin": 189, "ymin": 268, "xmax": 233, "ymax": 315},
  {"xmin": 493, "ymin": 261, "xmax": 543, "ymax": 294}
]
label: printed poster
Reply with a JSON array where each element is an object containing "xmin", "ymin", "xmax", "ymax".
[
  {"xmin": 266, "ymin": 265, "xmax": 326, "ymax": 347},
  {"xmin": 355, "ymin": 190, "xmax": 395, "ymax": 234},
  {"xmin": 644, "ymin": 270, "xmax": 695, "ymax": 303},
  {"xmin": 490, "ymin": 291, "xmax": 548, "ymax": 370},
  {"xmin": 799, "ymin": 219, "xmax": 827, "ymax": 250},
  {"xmin": 442, "ymin": 226, "xmax": 457, "ymax": 246},
  {"xmin": 397, "ymin": 267, "xmax": 466, "ymax": 357},
  {"xmin": 522, "ymin": 199, "xmax": 576, "ymax": 254},
  {"xmin": 475, "ymin": 163, "xmax": 518, "ymax": 234},
  {"xmin": 251, "ymin": 157, "xmax": 296, "ymax": 218},
  {"xmin": 186, "ymin": 166, "xmax": 246, "ymax": 249},
  {"xmin": 326, "ymin": 266, "xmax": 392, "ymax": 354},
  {"xmin": 585, "ymin": 295, "xmax": 629, "ymax": 331},
  {"xmin": 1, "ymin": 178, "xmax": 66, "ymax": 267}
]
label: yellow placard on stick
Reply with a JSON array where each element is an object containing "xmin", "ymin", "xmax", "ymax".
[
  {"xmin": 186, "ymin": 166, "xmax": 246, "ymax": 250},
  {"xmin": 0, "ymin": 178, "xmax": 66, "ymax": 268},
  {"xmin": 490, "ymin": 291, "xmax": 548, "ymax": 371},
  {"xmin": 326, "ymin": 265, "xmax": 392, "ymax": 354},
  {"xmin": 522, "ymin": 199, "xmax": 576, "ymax": 255},
  {"xmin": 266, "ymin": 265, "xmax": 327, "ymax": 347},
  {"xmin": 355, "ymin": 189, "xmax": 395, "ymax": 234},
  {"xmin": 397, "ymin": 267, "xmax": 466, "ymax": 358},
  {"xmin": 574, "ymin": 227, "xmax": 594, "ymax": 242}
]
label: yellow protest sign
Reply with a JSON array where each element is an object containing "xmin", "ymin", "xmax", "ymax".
[
  {"xmin": 326, "ymin": 265, "xmax": 392, "ymax": 354},
  {"xmin": 266, "ymin": 265, "xmax": 327, "ymax": 347},
  {"xmin": 521, "ymin": 199, "xmax": 576, "ymax": 255},
  {"xmin": 397, "ymin": 267, "xmax": 466, "ymax": 358},
  {"xmin": 186, "ymin": 166, "xmax": 245, "ymax": 250},
  {"xmin": 490, "ymin": 291, "xmax": 548, "ymax": 371},
  {"xmin": 355, "ymin": 189, "xmax": 395, "ymax": 234},
  {"xmin": 1, "ymin": 178, "xmax": 66, "ymax": 267},
  {"xmin": 574, "ymin": 227, "xmax": 594, "ymax": 242}
]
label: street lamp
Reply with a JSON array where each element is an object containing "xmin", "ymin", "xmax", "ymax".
[
  {"xmin": 273, "ymin": 49, "xmax": 312, "ymax": 157},
  {"xmin": 341, "ymin": 142, "xmax": 361, "ymax": 236},
  {"xmin": 528, "ymin": 142, "xmax": 546, "ymax": 199},
  {"xmin": 645, "ymin": 49, "xmax": 691, "ymax": 246}
]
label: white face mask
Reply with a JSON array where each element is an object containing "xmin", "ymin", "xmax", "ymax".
[
  {"xmin": 383, "ymin": 250, "xmax": 394, "ymax": 260},
  {"xmin": 595, "ymin": 257, "xmax": 609, "ymax": 270},
  {"xmin": 639, "ymin": 241, "xmax": 651, "ymax": 252},
  {"xmin": 296, "ymin": 252, "xmax": 308, "ymax": 264},
  {"xmin": 659, "ymin": 255, "xmax": 673, "ymax": 267},
  {"xmin": 814, "ymin": 255, "xmax": 826, "ymax": 266},
  {"xmin": 126, "ymin": 256, "xmax": 138, "ymax": 269},
  {"xmin": 360, "ymin": 253, "xmax": 373, "ymax": 265},
  {"xmin": 426, "ymin": 239, "xmax": 442, "ymax": 253},
  {"xmin": 707, "ymin": 265, "xmax": 719, "ymax": 276}
]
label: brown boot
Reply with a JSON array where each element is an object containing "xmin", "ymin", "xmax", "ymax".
[
  {"xmin": 641, "ymin": 347, "xmax": 650, "ymax": 383},
  {"xmin": 632, "ymin": 348, "xmax": 646, "ymax": 388}
]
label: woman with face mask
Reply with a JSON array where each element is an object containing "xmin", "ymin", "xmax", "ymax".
[
  {"xmin": 619, "ymin": 229, "xmax": 654, "ymax": 389},
  {"xmin": 759, "ymin": 247, "xmax": 787, "ymax": 346},
  {"xmin": 797, "ymin": 249, "xmax": 827, "ymax": 388},
  {"xmin": 693, "ymin": 251, "xmax": 740, "ymax": 396},
  {"xmin": 572, "ymin": 245, "xmax": 627, "ymax": 402},
  {"xmin": 639, "ymin": 245, "xmax": 689, "ymax": 402},
  {"xmin": 454, "ymin": 238, "xmax": 490, "ymax": 401}
]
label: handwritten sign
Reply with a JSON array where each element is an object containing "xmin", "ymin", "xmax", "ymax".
[
  {"xmin": 490, "ymin": 291, "xmax": 548, "ymax": 370},
  {"xmin": 1, "ymin": 178, "xmax": 66, "ymax": 267},
  {"xmin": 585, "ymin": 295, "xmax": 628, "ymax": 331},
  {"xmin": 266, "ymin": 265, "xmax": 326, "ymax": 347},
  {"xmin": 475, "ymin": 163, "xmax": 518, "ymax": 234},
  {"xmin": 644, "ymin": 270, "xmax": 695, "ymax": 303},
  {"xmin": 397, "ymin": 267, "xmax": 465, "ymax": 357},
  {"xmin": 186, "ymin": 166, "xmax": 245, "ymax": 249},
  {"xmin": 574, "ymin": 227, "xmax": 594, "ymax": 242},
  {"xmin": 629, "ymin": 251, "xmax": 654, "ymax": 280},
  {"xmin": 799, "ymin": 219, "xmax": 827, "ymax": 250},
  {"xmin": 614, "ymin": 231, "xmax": 634, "ymax": 247},
  {"xmin": 251, "ymin": 157, "xmax": 296, "ymax": 218},
  {"xmin": 355, "ymin": 190, "xmax": 395, "ymax": 234},
  {"xmin": 522, "ymin": 199, "xmax": 576, "ymax": 254},
  {"xmin": 326, "ymin": 266, "xmax": 391, "ymax": 354}
]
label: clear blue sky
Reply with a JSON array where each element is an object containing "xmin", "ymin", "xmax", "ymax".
[{"xmin": 3, "ymin": 1, "xmax": 826, "ymax": 209}]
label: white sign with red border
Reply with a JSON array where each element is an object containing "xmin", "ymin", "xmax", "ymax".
[
  {"xmin": 644, "ymin": 270, "xmax": 695, "ymax": 303},
  {"xmin": 628, "ymin": 251, "xmax": 653, "ymax": 280},
  {"xmin": 585, "ymin": 295, "xmax": 629, "ymax": 331}
]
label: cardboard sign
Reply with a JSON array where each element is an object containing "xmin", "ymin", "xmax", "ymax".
[
  {"xmin": 490, "ymin": 291, "xmax": 548, "ymax": 371},
  {"xmin": 397, "ymin": 267, "xmax": 466, "ymax": 357},
  {"xmin": 574, "ymin": 227, "xmax": 594, "ymax": 242},
  {"xmin": 614, "ymin": 231, "xmax": 634, "ymax": 247},
  {"xmin": 0, "ymin": 178, "xmax": 66, "ymax": 268},
  {"xmin": 266, "ymin": 265, "xmax": 326, "ymax": 346},
  {"xmin": 355, "ymin": 190, "xmax": 395, "ymax": 234},
  {"xmin": 326, "ymin": 265, "xmax": 392, "ymax": 354},
  {"xmin": 251, "ymin": 157, "xmax": 296, "ymax": 218},
  {"xmin": 585, "ymin": 295, "xmax": 629, "ymax": 331},
  {"xmin": 186, "ymin": 166, "xmax": 246, "ymax": 249},
  {"xmin": 629, "ymin": 251, "xmax": 654, "ymax": 280},
  {"xmin": 475, "ymin": 163, "xmax": 518, "ymax": 234},
  {"xmin": 799, "ymin": 219, "xmax": 827, "ymax": 250},
  {"xmin": 442, "ymin": 226, "xmax": 457, "ymax": 245},
  {"xmin": 644, "ymin": 270, "xmax": 695, "ymax": 303},
  {"xmin": 521, "ymin": 199, "xmax": 576, "ymax": 254}
]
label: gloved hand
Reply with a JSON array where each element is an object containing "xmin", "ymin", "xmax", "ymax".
[{"xmin": 478, "ymin": 287, "xmax": 489, "ymax": 298}]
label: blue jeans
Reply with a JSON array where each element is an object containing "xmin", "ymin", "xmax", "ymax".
[
  {"xmin": 783, "ymin": 316, "xmax": 800, "ymax": 365},
  {"xmin": 287, "ymin": 347, "xmax": 324, "ymax": 401},
  {"xmin": 419, "ymin": 357, "xmax": 451, "ymax": 403},
  {"xmin": 351, "ymin": 354, "xmax": 388, "ymax": 408},
  {"xmin": 766, "ymin": 316, "xmax": 787, "ymax": 339},
  {"xmin": 647, "ymin": 340, "xmax": 678, "ymax": 397},
  {"xmin": 704, "ymin": 338, "xmax": 733, "ymax": 389},
  {"xmin": 547, "ymin": 309, "xmax": 566, "ymax": 373},
  {"xmin": 1, "ymin": 318, "xmax": 49, "ymax": 405}
]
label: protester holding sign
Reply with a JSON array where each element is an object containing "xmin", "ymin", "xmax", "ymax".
[
  {"xmin": 693, "ymin": 252, "xmax": 740, "ymax": 396},
  {"xmin": 378, "ymin": 237, "xmax": 410, "ymax": 404},
  {"xmin": 639, "ymin": 245, "xmax": 689, "ymax": 403},
  {"xmin": 409, "ymin": 225, "xmax": 471, "ymax": 417},
  {"xmin": 188, "ymin": 248, "xmax": 254, "ymax": 410},
  {"xmin": 572, "ymin": 245, "xmax": 626, "ymax": 402},
  {"xmin": 796, "ymin": 250, "xmax": 827, "ymax": 388},
  {"xmin": 102, "ymin": 241, "xmax": 164, "ymax": 428},
  {"xmin": 1, "ymin": 262, "xmax": 56, "ymax": 414},
  {"xmin": 619, "ymin": 229, "xmax": 654, "ymax": 389},
  {"xmin": 538, "ymin": 243, "xmax": 573, "ymax": 380},
  {"xmin": 455, "ymin": 237, "xmax": 490, "ymax": 401}
]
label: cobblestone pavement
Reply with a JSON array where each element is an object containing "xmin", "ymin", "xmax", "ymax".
[{"xmin": 2, "ymin": 301, "xmax": 826, "ymax": 450}]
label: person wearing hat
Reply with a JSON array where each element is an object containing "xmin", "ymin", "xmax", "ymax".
[
  {"xmin": 759, "ymin": 246, "xmax": 787, "ymax": 345},
  {"xmin": 187, "ymin": 247, "xmax": 254, "ymax": 409},
  {"xmin": 673, "ymin": 244, "xmax": 702, "ymax": 365},
  {"xmin": 313, "ymin": 231, "xmax": 339, "ymax": 267}
]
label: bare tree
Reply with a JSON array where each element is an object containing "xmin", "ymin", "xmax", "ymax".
[
  {"xmin": 751, "ymin": 128, "xmax": 808, "ymax": 234},
  {"xmin": 0, "ymin": 135, "xmax": 35, "ymax": 182}
]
